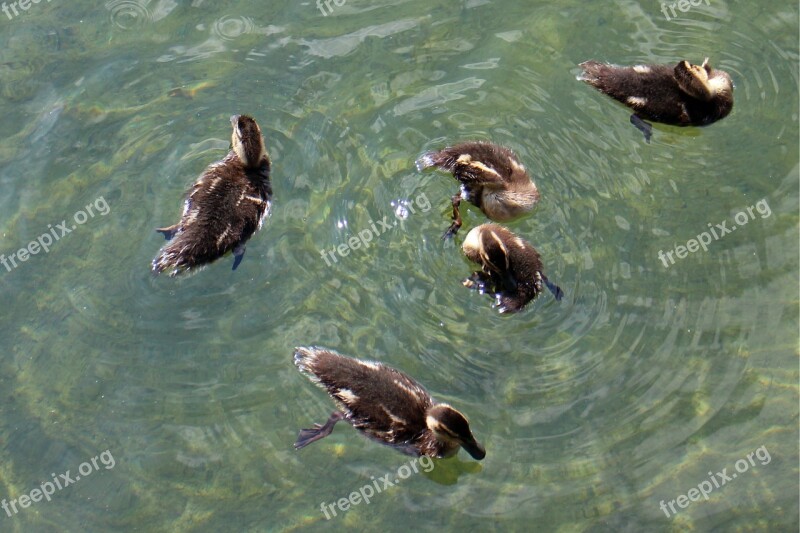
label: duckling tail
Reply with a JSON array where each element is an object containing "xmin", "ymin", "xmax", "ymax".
[
  {"xmin": 497, "ymin": 293, "xmax": 527, "ymax": 314},
  {"xmin": 577, "ymin": 60, "xmax": 606, "ymax": 85},
  {"xmin": 415, "ymin": 152, "xmax": 438, "ymax": 172}
]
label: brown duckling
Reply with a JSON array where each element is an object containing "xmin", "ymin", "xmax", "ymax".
[
  {"xmin": 293, "ymin": 347, "xmax": 486, "ymax": 460},
  {"xmin": 416, "ymin": 141, "xmax": 539, "ymax": 238},
  {"xmin": 579, "ymin": 58, "xmax": 734, "ymax": 142},
  {"xmin": 152, "ymin": 114, "xmax": 272, "ymax": 276},
  {"xmin": 462, "ymin": 223, "xmax": 563, "ymax": 313}
]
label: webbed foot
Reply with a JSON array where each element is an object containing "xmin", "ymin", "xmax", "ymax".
[
  {"xmin": 630, "ymin": 114, "xmax": 653, "ymax": 143},
  {"xmin": 155, "ymin": 225, "xmax": 180, "ymax": 240},
  {"xmin": 543, "ymin": 276, "xmax": 564, "ymax": 301},
  {"xmin": 463, "ymin": 271, "xmax": 492, "ymax": 294},
  {"xmin": 294, "ymin": 411, "xmax": 345, "ymax": 450},
  {"xmin": 232, "ymin": 243, "xmax": 246, "ymax": 271}
]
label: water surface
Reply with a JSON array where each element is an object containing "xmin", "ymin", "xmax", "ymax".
[{"xmin": 0, "ymin": 0, "xmax": 797, "ymax": 531}]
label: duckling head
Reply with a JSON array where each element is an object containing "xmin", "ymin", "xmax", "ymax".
[
  {"xmin": 462, "ymin": 225, "xmax": 506, "ymax": 272},
  {"xmin": 426, "ymin": 404, "xmax": 486, "ymax": 460},
  {"xmin": 230, "ymin": 114, "xmax": 268, "ymax": 168},
  {"xmin": 675, "ymin": 59, "xmax": 733, "ymax": 102}
]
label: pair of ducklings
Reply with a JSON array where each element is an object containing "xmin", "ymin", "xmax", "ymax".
[
  {"xmin": 148, "ymin": 117, "xmax": 485, "ymax": 459},
  {"xmin": 149, "ymin": 57, "xmax": 734, "ymax": 460},
  {"xmin": 417, "ymin": 141, "xmax": 564, "ymax": 312}
]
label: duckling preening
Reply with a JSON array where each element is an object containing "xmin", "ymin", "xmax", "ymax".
[
  {"xmin": 152, "ymin": 115, "xmax": 272, "ymax": 276},
  {"xmin": 579, "ymin": 58, "xmax": 734, "ymax": 142},
  {"xmin": 462, "ymin": 223, "xmax": 563, "ymax": 313},
  {"xmin": 416, "ymin": 141, "xmax": 539, "ymax": 238},
  {"xmin": 293, "ymin": 347, "xmax": 486, "ymax": 460}
]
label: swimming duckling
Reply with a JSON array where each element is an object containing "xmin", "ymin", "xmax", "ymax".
[
  {"xmin": 293, "ymin": 347, "xmax": 486, "ymax": 460},
  {"xmin": 152, "ymin": 115, "xmax": 272, "ymax": 276},
  {"xmin": 578, "ymin": 58, "xmax": 734, "ymax": 142},
  {"xmin": 462, "ymin": 223, "xmax": 563, "ymax": 313},
  {"xmin": 416, "ymin": 141, "xmax": 539, "ymax": 238}
]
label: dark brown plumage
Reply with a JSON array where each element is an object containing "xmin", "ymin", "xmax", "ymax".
[
  {"xmin": 579, "ymin": 59, "xmax": 734, "ymax": 142},
  {"xmin": 416, "ymin": 141, "xmax": 539, "ymax": 238},
  {"xmin": 152, "ymin": 115, "xmax": 272, "ymax": 276},
  {"xmin": 462, "ymin": 223, "xmax": 563, "ymax": 313},
  {"xmin": 293, "ymin": 347, "xmax": 485, "ymax": 460}
]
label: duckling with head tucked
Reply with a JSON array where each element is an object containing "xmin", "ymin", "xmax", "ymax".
[
  {"xmin": 416, "ymin": 141, "xmax": 539, "ymax": 239},
  {"xmin": 293, "ymin": 347, "xmax": 486, "ymax": 460},
  {"xmin": 579, "ymin": 58, "xmax": 734, "ymax": 142},
  {"xmin": 152, "ymin": 114, "xmax": 272, "ymax": 276},
  {"xmin": 462, "ymin": 223, "xmax": 563, "ymax": 313}
]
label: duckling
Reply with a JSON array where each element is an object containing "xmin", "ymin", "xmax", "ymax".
[
  {"xmin": 293, "ymin": 347, "xmax": 486, "ymax": 460},
  {"xmin": 416, "ymin": 141, "xmax": 539, "ymax": 239},
  {"xmin": 462, "ymin": 223, "xmax": 563, "ymax": 313},
  {"xmin": 152, "ymin": 115, "xmax": 272, "ymax": 276},
  {"xmin": 579, "ymin": 58, "xmax": 734, "ymax": 142}
]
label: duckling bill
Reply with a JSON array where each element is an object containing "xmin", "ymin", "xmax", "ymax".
[
  {"xmin": 579, "ymin": 59, "xmax": 733, "ymax": 142},
  {"xmin": 152, "ymin": 114, "xmax": 272, "ymax": 276},
  {"xmin": 416, "ymin": 141, "xmax": 539, "ymax": 238},
  {"xmin": 462, "ymin": 223, "xmax": 563, "ymax": 313},
  {"xmin": 293, "ymin": 347, "xmax": 486, "ymax": 460}
]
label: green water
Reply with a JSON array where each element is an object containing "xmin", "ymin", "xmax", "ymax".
[{"xmin": 0, "ymin": 0, "xmax": 797, "ymax": 531}]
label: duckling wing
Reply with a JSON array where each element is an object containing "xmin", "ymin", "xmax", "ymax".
[
  {"xmin": 422, "ymin": 142, "xmax": 518, "ymax": 187},
  {"xmin": 475, "ymin": 227, "xmax": 512, "ymax": 275}
]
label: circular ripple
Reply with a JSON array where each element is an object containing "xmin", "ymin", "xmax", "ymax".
[
  {"xmin": 212, "ymin": 16, "xmax": 256, "ymax": 41},
  {"xmin": 106, "ymin": 0, "xmax": 152, "ymax": 30}
]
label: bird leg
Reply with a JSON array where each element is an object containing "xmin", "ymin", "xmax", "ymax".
[
  {"xmin": 294, "ymin": 411, "xmax": 345, "ymax": 450},
  {"xmin": 442, "ymin": 193, "xmax": 463, "ymax": 239}
]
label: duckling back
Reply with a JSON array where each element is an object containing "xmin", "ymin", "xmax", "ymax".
[
  {"xmin": 579, "ymin": 60, "xmax": 733, "ymax": 126},
  {"xmin": 152, "ymin": 115, "xmax": 272, "ymax": 277},
  {"xmin": 152, "ymin": 156, "xmax": 271, "ymax": 276},
  {"xmin": 463, "ymin": 223, "xmax": 562, "ymax": 313},
  {"xmin": 294, "ymin": 347, "xmax": 431, "ymax": 437},
  {"xmin": 417, "ymin": 141, "xmax": 539, "ymax": 237}
]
